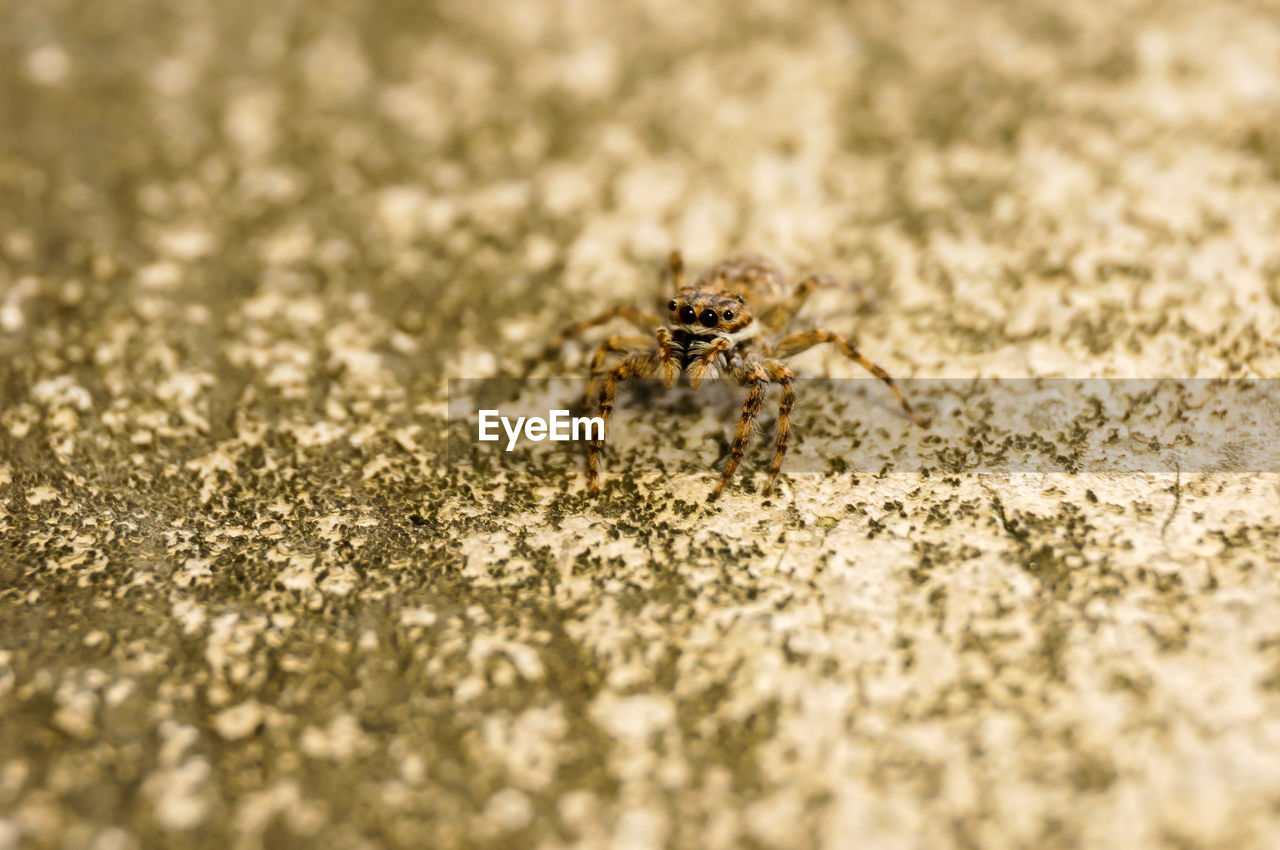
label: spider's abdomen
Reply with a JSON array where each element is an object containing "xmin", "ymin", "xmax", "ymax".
[{"xmin": 694, "ymin": 255, "xmax": 789, "ymax": 302}]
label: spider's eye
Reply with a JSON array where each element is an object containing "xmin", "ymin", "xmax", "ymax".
[
  {"xmin": 723, "ymin": 310, "xmax": 734, "ymax": 321},
  {"xmin": 679, "ymin": 305, "xmax": 697, "ymax": 324},
  {"xmin": 699, "ymin": 308, "xmax": 718, "ymax": 328},
  {"xmin": 668, "ymin": 300, "xmax": 678, "ymax": 312}
]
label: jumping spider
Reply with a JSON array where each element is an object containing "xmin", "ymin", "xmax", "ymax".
[{"xmin": 526, "ymin": 252, "xmax": 923, "ymax": 500}]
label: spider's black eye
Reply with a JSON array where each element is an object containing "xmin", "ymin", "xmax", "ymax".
[
  {"xmin": 679, "ymin": 305, "xmax": 697, "ymax": 324},
  {"xmin": 723, "ymin": 310, "xmax": 734, "ymax": 321},
  {"xmin": 699, "ymin": 308, "xmax": 718, "ymax": 328},
  {"xmin": 668, "ymin": 300, "xmax": 677, "ymax": 312}
]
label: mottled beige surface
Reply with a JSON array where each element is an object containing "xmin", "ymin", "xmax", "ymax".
[{"xmin": 3, "ymin": 0, "xmax": 1280, "ymax": 848}]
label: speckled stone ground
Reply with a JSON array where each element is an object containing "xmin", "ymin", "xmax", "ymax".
[{"xmin": 4, "ymin": 1, "xmax": 1280, "ymax": 848}]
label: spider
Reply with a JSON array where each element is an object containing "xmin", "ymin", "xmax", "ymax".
[{"xmin": 524, "ymin": 251, "xmax": 923, "ymax": 500}]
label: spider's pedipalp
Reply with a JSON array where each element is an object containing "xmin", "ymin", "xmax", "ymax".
[
  {"xmin": 655, "ymin": 327, "xmax": 680, "ymax": 388},
  {"xmin": 685, "ymin": 336, "xmax": 732, "ymax": 388}
]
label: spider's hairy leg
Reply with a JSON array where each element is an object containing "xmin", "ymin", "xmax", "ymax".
[
  {"xmin": 795, "ymin": 272, "xmax": 873, "ymax": 313},
  {"xmin": 760, "ymin": 359, "xmax": 797, "ymax": 496},
  {"xmin": 655, "ymin": 327, "xmax": 680, "ymax": 388},
  {"xmin": 584, "ymin": 333, "xmax": 652, "ymax": 410},
  {"xmin": 709, "ymin": 362, "xmax": 770, "ymax": 501},
  {"xmin": 685, "ymin": 337, "xmax": 732, "ymax": 389},
  {"xmin": 774, "ymin": 272, "xmax": 837, "ymax": 328},
  {"xmin": 773, "ymin": 328, "xmax": 922, "ymax": 426},
  {"xmin": 520, "ymin": 306, "xmax": 661, "ymax": 378},
  {"xmin": 763, "ymin": 273, "xmax": 870, "ymax": 332},
  {"xmin": 588, "ymin": 350, "xmax": 659, "ymax": 494},
  {"xmin": 664, "ymin": 250, "xmax": 685, "ymax": 292}
]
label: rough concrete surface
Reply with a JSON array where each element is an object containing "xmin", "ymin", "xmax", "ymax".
[{"xmin": 4, "ymin": 0, "xmax": 1280, "ymax": 848}]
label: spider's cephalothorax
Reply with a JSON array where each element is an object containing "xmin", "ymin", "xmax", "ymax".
[
  {"xmin": 525, "ymin": 251, "xmax": 923, "ymax": 501},
  {"xmin": 660, "ymin": 287, "xmax": 754, "ymax": 386}
]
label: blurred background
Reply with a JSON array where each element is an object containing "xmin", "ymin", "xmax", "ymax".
[{"xmin": 4, "ymin": 0, "xmax": 1280, "ymax": 848}]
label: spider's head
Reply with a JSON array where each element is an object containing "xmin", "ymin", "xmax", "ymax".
[{"xmin": 666, "ymin": 288, "xmax": 754, "ymax": 340}]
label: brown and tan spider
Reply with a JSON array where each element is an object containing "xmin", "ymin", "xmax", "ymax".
[{"xmin": 525, "ymin": 251, "xmax": 923, "ymax": 500}]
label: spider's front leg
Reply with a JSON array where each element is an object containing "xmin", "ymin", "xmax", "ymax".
[
  {"xmin": 584, "ymin": 333, "xmax": 652, "ymax": 411},
  {"xmin": 588, "ymin": 349, "xmax": 658, "ymax": 494},
  {"xmin": 760, "ymin": 358, "xmax": 797, "ymax": 496},
  {"xmin": 709, "ymin": 362, "xmax": 771, "ymax": 501},
  {"xmin": 773, "ymin": 328, "xmax": 922, "ymax": 426}
]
